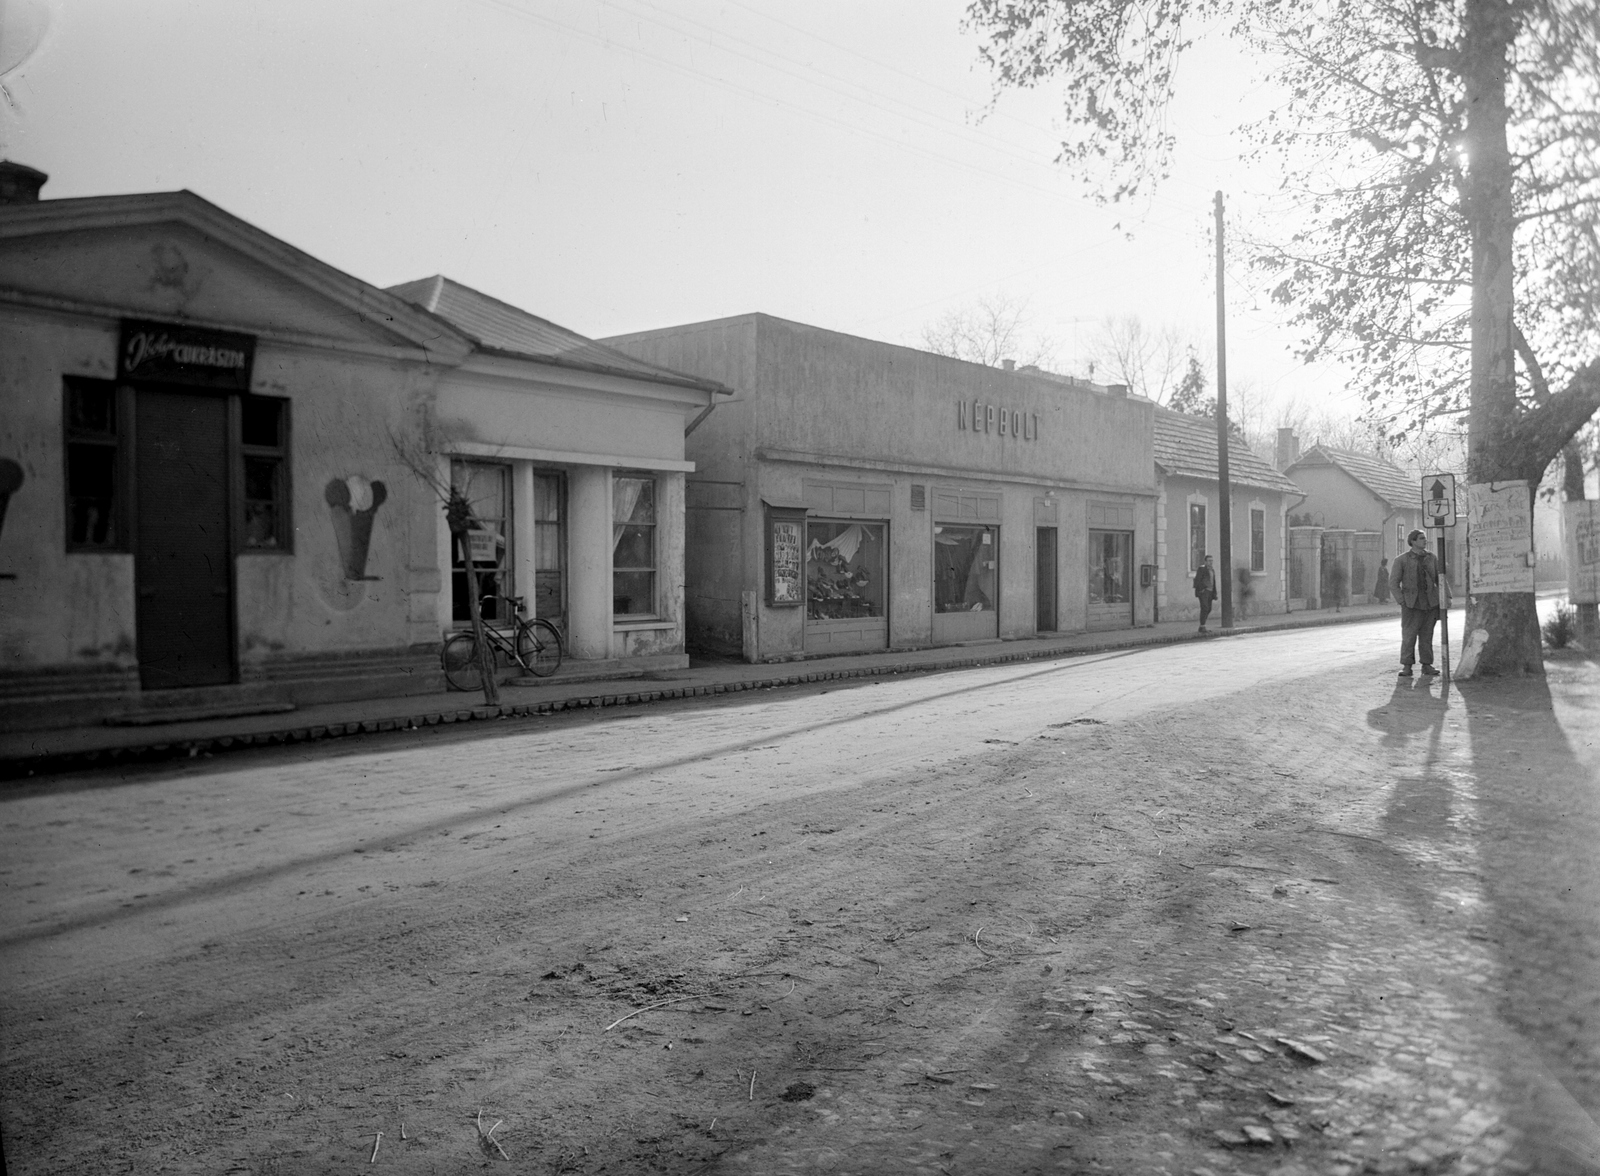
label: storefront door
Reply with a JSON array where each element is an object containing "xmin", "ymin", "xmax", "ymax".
[
  {"xmin": 134, "ymin": 388, "xmax": 235, "ymax": 689},
  {"xmin": 933, "ymin": 523, "xmax": 999, "ymax": 642},
  {"xmin": 1087, "ymin": 529, "xmax": 1133, "ymax": 630},
  {"xmin": 805, "ymin": 519, "xmax": 888, "ymax": 652},
  {"xmin": 1036, "ymin": 526, "xmax": 1058, "ymax": 632}
]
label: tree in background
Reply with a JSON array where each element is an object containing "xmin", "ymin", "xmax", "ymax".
[
  {"xmin": 921, "ymin": 292, "xmax": 1057, "ymax": 368},
  {"xmin": 966, "ymin": 0, "xmax": 1600, "ymax": 675},
  {"xmin": 1085, "ymin": 315, "xmax": 1192, "ymax": 402}
]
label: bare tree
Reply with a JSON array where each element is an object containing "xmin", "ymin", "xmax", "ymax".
[
  {"xmin": 387, "ymin": 406, "xmax": 501, "ymax": 707},
  {"xmin": 1086, "ymin": 316, "xmax": 1193, "ymax": 403},
  {"xmin": 921, "ymin": 293, "xmax": 1057, "ymax": 368}
]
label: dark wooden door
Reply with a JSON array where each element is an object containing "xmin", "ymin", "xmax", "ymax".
[
  {"xmin": 1036, "ymin": 526, "xmax": 1058, "ymax": 632},
  {"xmin": 135, "ymin": 389, "xmax": 234, "ymax": 689}
]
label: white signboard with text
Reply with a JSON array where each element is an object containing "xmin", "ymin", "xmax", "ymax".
[
  {"xmin": 1467, "ymin": 480, "xmax": 1535, "ymax": 593},
  {"xmin": 1567, "ymin": 499, "xmax": 1600, "ymax": 605}
]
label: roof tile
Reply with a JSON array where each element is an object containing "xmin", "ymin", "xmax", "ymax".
[{"xmin": 1153, "ymin": 408, "xmax": 1301, "ymax": 494}]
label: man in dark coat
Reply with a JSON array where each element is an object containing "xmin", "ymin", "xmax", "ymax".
[
  {"xmin": 1390, "ymin": 530, "xmax": 1441, "ymax": 677},
  {"xmin": 1193, "ymin": 555, "xmax": 1218, "ymax": 633}
]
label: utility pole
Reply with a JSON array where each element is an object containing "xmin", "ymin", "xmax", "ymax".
[{"xmin": 1214, "ymin": 191, "xmax": 1234, "ymax": 630}]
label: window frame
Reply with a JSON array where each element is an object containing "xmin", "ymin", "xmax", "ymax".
[
  {"xmin": 1250, "ymin": 507, "xmax": 1266, "ymax": 573},
  {"xmin": 1188, "ymin": 501, "xmax": 1207, "ymax": 573},
  {"xmin": 62, "ymin": 378, "xmax": 133, "ymax": 553},
  {"xmin": 450, "ymin": 458, "xmax": 515, "ymax": 626},
  {"xmin": 236, "ymin": 394, "xmax": 293, "ymax": 554},
  {"xmin": 612, "ymin": 471, "xmax": 658, "ymax": 620}
]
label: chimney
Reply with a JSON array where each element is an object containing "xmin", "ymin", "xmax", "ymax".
[
  {"xmin": 1276, "ymin": 427, "xmax": 1300, "ymax": 471},
  {"xmin": 0, "ymin": 161, "xmax": 48, "ymax": 205},
  {"xmin": 1001, "ymin": 358, "xmax": 1015, "ymax": 371},
  {"xmin": 1106, "ymin": 383, "xmax": 1130, "ymax": 398}
]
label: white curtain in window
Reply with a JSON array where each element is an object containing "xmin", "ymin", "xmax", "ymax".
[{"xmin": 613, "ymin": 477, "xmax": 646, "ymax": 553}]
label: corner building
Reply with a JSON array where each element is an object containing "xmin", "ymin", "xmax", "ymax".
[{"xmin": 603, "ymin": 314, "xmax": 1158, "ymax": 661}]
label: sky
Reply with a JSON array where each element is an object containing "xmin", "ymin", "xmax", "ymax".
[{"xmin": 0, "ymin": 0, "xmax": 1361, "ymax": 414}]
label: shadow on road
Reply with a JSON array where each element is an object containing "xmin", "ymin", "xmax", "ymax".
[{"xmin": 1456, "ymin": 674, "xmax": 1600, "ymax": 1171}]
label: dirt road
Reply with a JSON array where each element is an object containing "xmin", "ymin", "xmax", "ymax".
[{"xmin": 2, "ymin": 622, "xmax": 1598, "ymax": 1174}]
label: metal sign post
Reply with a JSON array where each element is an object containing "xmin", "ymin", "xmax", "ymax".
[{"xmin": 1422, "ymin": 474, "xmax": 1458, "ymax": 683}]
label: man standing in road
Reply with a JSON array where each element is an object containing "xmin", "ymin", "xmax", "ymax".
[
  {"xmin": 1390, "ymin": 530, "xmax": 1441, "ymax": 677},
  {"xmin": 1193, "ymin": 555, "xmax": 1218, "ymax": 633}
]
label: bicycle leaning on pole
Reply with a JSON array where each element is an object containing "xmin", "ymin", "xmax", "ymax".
[{"xmin": 441, "ymin": 595, "xmax": 563, "ymax": 690}]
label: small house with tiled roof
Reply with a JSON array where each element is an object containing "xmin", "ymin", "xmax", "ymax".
[
  {"xmin": 1282, "ymin": 441, "xmax": 1444, "ymax": 601},
  {"xmin": 1154, "ymin": 408, "xmax": 1303, "ymax": 622}
]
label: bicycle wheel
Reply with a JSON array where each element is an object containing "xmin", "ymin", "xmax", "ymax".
[
  {"xmin": 442, "ymin": 631, "xmax": 484, "ymax": 692},
  {"xmin": 519, "ymin": 618, "xmax": 564, "ymax": 677}
]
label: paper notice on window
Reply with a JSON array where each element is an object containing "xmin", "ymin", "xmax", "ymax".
[
  {"xmin": 1467, "ymin": 481, "xmax": 1534, "ymax": 593},
  {"xmin": 1567, "ymin": 499, "xmax": 1600, "ymax": 605}
]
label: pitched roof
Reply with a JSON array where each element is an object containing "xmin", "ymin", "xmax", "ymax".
[
  {"xmin": 387, "ymin": 276, "xmax": 729, "ymax": 395},
  {"xmin": 1287, "ymin": 445, "xmax": 1417, "ymax": 509},
  {"xmin": 1153, "ymin": 408, "xmax": 1301, "ymax": 494},
  {"xmin": 0, "ymin": 190, "xmax": 475, "ymax": 362}
]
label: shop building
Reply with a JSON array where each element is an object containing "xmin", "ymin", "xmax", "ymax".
[
  {"xmin": 0, "ymin": 169, "xmax": 726, "ymax": 731},
  {"xmin": 1154, "ymin": 408, "xmax": 1302, "ymax": 620},
  {"xmin": 602, "ymin": 314, "xmax": 1158, "ymax": 661}
]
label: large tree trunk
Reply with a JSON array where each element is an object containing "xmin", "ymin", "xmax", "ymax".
[{"xmin": 1459, "ymin": 0, "xmax": 1542, "ymax": 676}]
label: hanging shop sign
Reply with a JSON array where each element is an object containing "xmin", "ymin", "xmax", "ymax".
[
  {"xmin": 119, "ymin": 319, "xmax": 256, "ymax": 391},
  {"xmin": 956, "ymin": 399, "xmax": 1039, "ymax": 441}
]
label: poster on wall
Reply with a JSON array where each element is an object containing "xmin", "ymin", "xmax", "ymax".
[
  {"xmin": 770, "ymin": 518, "xmax": 802, "ymax": 605},
  {"xmin": 1567, "ymin": 499, "xmax": 1600, "ymax": 605},
  {"xmin": 1466, "ymin": 480, "xmax": 1535, "ymax": 593}
]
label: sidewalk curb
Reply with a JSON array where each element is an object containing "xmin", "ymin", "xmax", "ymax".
[{"xmin": 0, "ymin": 608, "xmax": 1396, "ymax": 780}]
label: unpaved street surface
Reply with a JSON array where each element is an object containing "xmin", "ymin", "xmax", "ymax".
[{"xmin": 3, "ymin": 622, "xmax": 1598, "ymax": 1175}]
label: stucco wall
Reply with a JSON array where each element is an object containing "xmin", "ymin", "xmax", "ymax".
[
  {"xmin": 0, "ymin": 309, "xmax": 446, "ymax": 682},
  {"xmin": 601, "ymin": 320, "xmax": 756, "ymax": 656},
  {"xmin": 1160, "ymin": 474, "xmax": 1293, "ymax": 621}
]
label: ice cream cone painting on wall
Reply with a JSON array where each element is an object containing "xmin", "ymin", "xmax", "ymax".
[
  {"xmin": 0, "ymin": 459, "xmax": 21, "ymax": 580},
  {"xmin": 325, "ymin": 475, "xmax": 387, "ymax": 581}
]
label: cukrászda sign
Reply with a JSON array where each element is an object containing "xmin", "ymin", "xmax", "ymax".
[
  {"xmin": 119, "ymin": 319, "xmax": 256, "ymax": 391},
  {"xmin": 957, "ymin": 399, "xmax": 1040, "ymax": 440}
]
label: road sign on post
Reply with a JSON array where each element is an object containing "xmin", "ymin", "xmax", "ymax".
[{"xmin": 1423, "ymin": 473, "xmax": 1457, "ymax": 527}]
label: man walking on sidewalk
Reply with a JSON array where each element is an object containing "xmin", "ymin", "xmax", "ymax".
[
  {"xmin": 1390, "ymin": 530, "xmax": 1441, "ymax": 677},
  {"xmin": 1193, "ymin": 555, "xmax": 1218, "ymax": 633}
]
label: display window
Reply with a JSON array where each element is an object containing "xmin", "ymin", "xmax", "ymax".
[
  {"xmin": 934, "ymin": 524, "xmax": 997, "ymax": 612},
  {"xmin": 1088, "ymin": 530, "xmax": 1132, "ymax": 605},
  {"xmin": 806, "ymin": 520, "xmax": 885, "ymax": 620}
]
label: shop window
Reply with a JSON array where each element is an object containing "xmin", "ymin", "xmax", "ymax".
[
  {"xmin": 451, "ymin": 460, "xmax": 512, "ymax": 623},
  {"xmin": 64, "ymin": 379, "xmax": 127, "ymax": 551},
  {"xmin": 613, "ymin": 473, "xmax": 656, "ymax": 617},
  {"xmin": 809, "ymin": 520, "xmax": 887, "ymax": 618},
  {"xmin": 1189, "ymin": 502, "xmax": 1207, "ymax": 572},
  {"xmin": 1250, "ymin": 508, "xmax": 1266, "ymax": 572},
  {"xmin": 534, "ymin": 471, "xmax": 566, "ymax": 623},
  {"xmin": 1088, "ymin": 530, "xmax": 1132, "ymax": 604},
  {"xmin": 240, "ymin": 395, "xmax": 290, "ymax": 550},
  {"xmin": 934, "ymin": 524, "xmax": 996, "ymax": 613}
]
